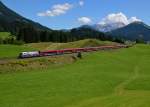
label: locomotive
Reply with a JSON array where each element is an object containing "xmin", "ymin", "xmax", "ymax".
[
  {"xmin": 19, "ymin": 45, "xmax": 128, "ymax": 58},
  {"xmin": 18, "ymin": 51, "xmax": 40, "ymax": 58}
]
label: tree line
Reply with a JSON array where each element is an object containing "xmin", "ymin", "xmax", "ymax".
[
  {"xmin": 0, "ymin": 22, "xmax": 131, "ymax": 44},
  {"xmin": 0, "ymin": 19, "xmax": 146, "ymax": 44},
  {"xmin": 16, "ymin": 24, "xmax": 124, "ymax": 43}
]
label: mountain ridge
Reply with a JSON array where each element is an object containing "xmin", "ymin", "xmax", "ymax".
[
  {"xmin": 92, "ymin": 22, "xmax": 126, "ymax": 32},
  {"xmin": 108, "ymin": 22, "xmax": 150, "ymax": 41},
  {"xmin": 0, "ymin": 1, "xmax": 51, "ymax": 33}
]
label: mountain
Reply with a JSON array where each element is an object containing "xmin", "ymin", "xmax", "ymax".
[
  {"xmin": 108, "ymin": 22, "xmax": 150, "ymax": 41},
  {"xmin": 79, "ymin": 22, "xmax": 126, "ymax": 32},
  {"xmin": 0, "ymin": 1, "xmax": 50, "ymax": 34},
  {"xmin": 93, "ymin": 22, "xmax": 126, "ymax": 32},
  {"xmin": 71, "ymin": 25, "xmax": 105, "ymax": 38}
]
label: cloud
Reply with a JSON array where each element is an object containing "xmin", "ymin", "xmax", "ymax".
[
  {"xmin": 38, "ymin": 3, "xmax": 73, "ymax": 17},
  {"xmin": 79, "ymin": 0, "xmax": 84, "ymax": 6},
  {"xmin": 78, "ymin": 17, "xmax": 92, "ymax": 24},
  {"xmin": 99, "ymin": 12, "xmax": 141, "ymax": 25}
]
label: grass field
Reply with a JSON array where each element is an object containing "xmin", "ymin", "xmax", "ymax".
[
  {"xmin": 25, "ymin": 39, "xmax": 115, "ymax": 50},
  {"xmin": 0, "ymin": 45, "xmax": 35, "ymax": 58},
  {"xmin": 0, "ymin": 32, "xmax": 15, "ymax": 40},
  {"xmin": 0, "ymin": 32, "xmax": 11, "ymax": 38},
  {"xmin": 0, "ymin": 41, "xmax": 150, "ymax": 107}
]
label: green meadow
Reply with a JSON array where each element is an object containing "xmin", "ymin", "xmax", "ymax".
[
  {"xmin": 0, "ymin": 40, "xmax": 150, "ymax": 107},
  {"xmin": 0, "ymin": 32, "xmax": 11, "ymax": 38},
  {"xmin": 0, "ymin": 45, "xmax": 35, "ymax": 58}
]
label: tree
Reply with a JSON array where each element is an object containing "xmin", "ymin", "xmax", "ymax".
[
  {"xmin": 77, "ymin": 52, "xmax": 82, "ymax": 59},
  {"xmin": 0, "ymin": 38, "xmax": 3, "ymax": 44},
  {"xmin": 136, "ymin": 38, "xmax": 145, "ymax": 43}
]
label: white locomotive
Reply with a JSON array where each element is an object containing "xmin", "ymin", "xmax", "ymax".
[{"xmin": 19, "ymin": 51, "xmax": 40, "ymax": 58}]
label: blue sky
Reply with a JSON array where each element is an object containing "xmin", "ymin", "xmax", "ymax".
[{"xmin": 1, "ymin": 0, "xmax": 150, "ymax": 29}]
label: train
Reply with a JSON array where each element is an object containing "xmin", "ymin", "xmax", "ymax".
[{"xmin": 18, "ymin": 44, "xmax": 129, "ymax": 58}]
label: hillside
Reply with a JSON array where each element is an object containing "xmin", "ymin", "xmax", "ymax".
[
  {"xmin": 0, "ymin": 32, "xmax": 12, "ymax": 38},
  {"xmin": 0, "ymin": 44, "xmax": 150, "ymax": 107},
  {"xmin": 27, "ymin": 39, "xmax": 114, "ymax": 50},
  {"xmin": 0, "ymin": 1, "xmax": 50, "ymax": 33},
  {"xmin": 0, "ymin": 32, "xmax": 17, "ymax": 44},
  {"xmin": 0, "ymin": 1, "xmax": 150, "ymax": 107},
  {"xmin": 108, "ymin": 22, "xmax": 150, "ymax": 41}
]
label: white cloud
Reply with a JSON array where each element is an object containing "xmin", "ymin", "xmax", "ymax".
[
  {"xmin": 78, "ymin": 17, "xmax": 92, "ymax": 24},
  {"xmin": 79, "ymin": 0, "xmax": 84, "ymax": 6},
  {"xmin": 38, "ymin": 3, "xmax": 73, "ymax": 17},
  {"xmin": 99, "ymin": 12, "xmax": 141, "ymax": 25}
]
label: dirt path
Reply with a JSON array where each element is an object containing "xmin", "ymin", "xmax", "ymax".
[
  {"xmin": 114, "ymin": 66, "xmax": 139, "ymax": 96},
  {"xmin": 65, "ymin": 65, "xmax": 141, "ymax": 107}
]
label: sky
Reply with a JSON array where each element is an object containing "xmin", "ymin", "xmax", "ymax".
[{"xmin": 1, "ymin": 0, "xmax": 150, "ymax": 30}]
